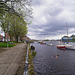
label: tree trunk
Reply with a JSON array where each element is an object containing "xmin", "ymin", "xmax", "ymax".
[{"xmin": 15, "ymin": 35, "xmax": 18, "ymax": 43}]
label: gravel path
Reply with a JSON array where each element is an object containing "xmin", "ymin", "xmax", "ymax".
[{"xmin": 0, "ymin": 43, "xmax": 27, "ymax": 75}]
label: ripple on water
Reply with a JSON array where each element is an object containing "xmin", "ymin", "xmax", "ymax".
[{"xmin": 33, "ymin": 41, "xmax": 75, "ymax": 75}]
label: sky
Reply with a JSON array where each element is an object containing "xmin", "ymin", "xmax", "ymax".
[
  {"xmin": 27, "ymin": 0, "xmax": 75, "ymax": 40},
  {"xmin": 0, "ymin": 0, "xmax": 75, "ymax": 40}
]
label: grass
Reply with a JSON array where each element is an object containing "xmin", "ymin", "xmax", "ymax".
[
  {"xmin": 32, "ymin": 51, "xmax": 36, "ymax": 57},
  {"xmin": 0, "ymin": 42, "xmax": 16, "ymax": 47},
  {"xmin": 28, "ymin": 49, "xmax": 34, "ymax": 75},
  {"xmin": 0, "ymin": 41, "xmax": 22, "ymax": 47}
]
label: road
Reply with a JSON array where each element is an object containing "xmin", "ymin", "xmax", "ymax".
[{"xmin": 0, "ymin": 43, "xmax": 27, "ymax": 75}]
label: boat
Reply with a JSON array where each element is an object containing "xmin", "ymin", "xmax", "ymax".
[
  {"xmin": 57, "ymin": 45, "xmax": 65, "ymax": 49},
  {"xmin": 40, "ymin": 42, "xmax": 46, "ymax": 45},
  {"xmin": 65, "ymin": 44, "xmax": 75, "ymax": 50},
  {"xmin": 38, "ymin": 41, "xmax": 46, "ymax": 45},
  {"xmin": 64, "ymin": 22, "xmax": 75, "ymax": 50},
  {"xmin": 57, "ymin": 22, "xmax": 73, "ymax": 50},
  {"xmin": 47, "ymin": 44, "xmax": 54, "ymax": 46},
  {"xmin": 38, "ymin": 41, "xmax": 43, "ymax": 43},
  {"xmin": 65, "ymin": 45, "xmax": 75, "ymax": 50}
]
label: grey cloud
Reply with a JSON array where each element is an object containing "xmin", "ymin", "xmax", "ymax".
[
  {"xmin": 28, "ymin": 0, "xmax": 75, "ymax": 39},
  {"xmin": 28, "ymin": 20, "xmax": 75, "ymax": 37},
  {"xmin": 45, "ymin": 5, "xmax": 63, "ymax": 16}
]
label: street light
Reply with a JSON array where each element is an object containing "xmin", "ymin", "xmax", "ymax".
[{"xmin": 7, "ymin": 21, "xmax": 9, "ymax": 47}]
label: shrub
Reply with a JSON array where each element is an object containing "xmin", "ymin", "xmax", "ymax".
[{"xmin": 32, "ymin": 51, "xmax": 36, "ymax": 57}]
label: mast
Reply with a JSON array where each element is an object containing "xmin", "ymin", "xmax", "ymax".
[{"xmin": 66, "ymin": 22, "xmax": 69, "ymax": 43}]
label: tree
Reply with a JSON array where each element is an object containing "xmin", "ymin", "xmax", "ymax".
[
  {"xmin": 0, "ymin": 0, "xmax": 32, "ymax": 42},
  {"xmin": 1, "ymin": 12, "xmax": 28, "ymax": 42},
  {"xmin": 8, "ymin": 14, "xmax": 28, "ymax": 42}
]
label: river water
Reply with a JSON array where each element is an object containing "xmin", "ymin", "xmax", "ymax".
[{"xmin": 31, "ymin": 41, "xmax": 75, "ymax": 75}]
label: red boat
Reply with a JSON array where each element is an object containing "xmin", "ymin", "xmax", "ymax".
[
  {"xmin": 40, "ymin": 42, "xmax": 46, "ymax": 45},
  {"xmin": 57, "ymin": 45, "xmax": 65, "ymax": 49}
]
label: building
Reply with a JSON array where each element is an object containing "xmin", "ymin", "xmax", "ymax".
[
  {"xmin": 0, "ymin": 33, "xmax": 10, "ymax": 42},
  {"xmin": 21, "ymin": 36, "xmax": 31, "ymax": 41},
  {"xmin": 0, "ymin": 33, "xmax": 31, "ymax": 42},
  {"xmin": 62, "ymin": 35, "xmax": 75, "ymax": 42},
  {"xmin": 5, "ymin": 33, "xmax": 10, "ymax": 41},
  {"xmin": 0, "ymin": 34, "xmax": 3, "ymax": 42}
]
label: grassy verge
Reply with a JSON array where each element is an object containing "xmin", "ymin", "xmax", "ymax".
[
  {"xmin": 0, "ymin": 41, "xmax": 23, "ymax": 47},
  {"xmin": 0, "ymin": 42, "xmax": 16, "ymax": 47},
  {"xmin": 32, "ymin": 51, "xmax": 37, "ymax": 57},
  {"xmin": 28, "ymin": 45, "xmax": 36, "ymax": 75}
]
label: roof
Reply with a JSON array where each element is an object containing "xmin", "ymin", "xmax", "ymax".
[
  {"xmin": 62, "ymin": 37, "xmax": 72, "ymax": 40},
  {"xmin": 70, "ymin": 35, "xmax": 75, "ymax": 37}
]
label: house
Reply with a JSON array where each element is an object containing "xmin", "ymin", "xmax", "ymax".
[
  {"xmin": 20, "ymin": 36, "xmax": 31, "ymax": 43},
  {"xmin": 0, "ymin": 34, "xmax": 3, "ymax": 42},
  {"xmin": 70, "ymin": 35, "xmax": 75, "ymax": 38},
  {"xmin": 62, "ymin": 35, "xmax": 75, "ymax": 42},
  {"xmin": 0, "ymin": 33, "xmax": 31, "ymax": 42},
  {"xmin": 5, "ymin": 33, "xmax": 10, "ymax": 41},
  {"xmin": 21, "ymin": 36, "xmax": 31, "ymax": 41}
]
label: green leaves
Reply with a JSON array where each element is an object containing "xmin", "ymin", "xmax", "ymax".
[{"xmin": 0, "ymin": 0, "xmax": 32, "ymax": 42}]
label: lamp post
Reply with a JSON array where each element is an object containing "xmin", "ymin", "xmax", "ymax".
[{"xmin": 7, "ymin": 21, "xmax": 9, "ymax": 47}]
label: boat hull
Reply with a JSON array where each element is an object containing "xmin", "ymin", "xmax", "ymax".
[
  {"xmin": 57, "ymin": 45, "xmax": 65, "ymax": 49},
  {"xmin": 65, "ymin": 46, "xmax": 75, "ymax": 50},
  {"xmin": 40, "ymin": 42, "xmax": 46, "ymax": 45},
  {"xmin": 47, "ymin": 44, "xmax": 54, "ymax": 46}
]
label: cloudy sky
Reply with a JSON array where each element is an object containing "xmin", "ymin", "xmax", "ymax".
[{"xmin": 27, "ymin": 0, "xmax": 75, "ymax": 40}]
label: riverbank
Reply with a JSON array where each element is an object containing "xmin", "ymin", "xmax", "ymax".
[{"xmin": 28, "ymin": 44, "xmax": 36, "ymax": 75}]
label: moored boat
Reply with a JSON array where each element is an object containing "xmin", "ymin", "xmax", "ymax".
[
  {"xmin": 47, "ymin": 44, "xmax": 54, "ymax": 46},
  {"xmin": 38, "ymin": 41, "xmax": 43, "ymax": 43},
  {"xmin": 65, "ymin": 45, "xmax": 75, "ymax": 50},
  {"xmin": 57, "ymin": 45, "xmax": 65, "ymax": 49},
  {"xmin": 40, "ymin": 42, "xmax": 46, "ymax": 45},
  {"xmin": 57, "ymin": 22, "xmax": 69, "ymax": 50}
]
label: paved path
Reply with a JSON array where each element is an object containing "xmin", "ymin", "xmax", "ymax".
[{"xmin": 0, "ymin": 43, "xmax": 27, "ymax": 75}]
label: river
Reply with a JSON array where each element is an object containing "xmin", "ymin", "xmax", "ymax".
[{"xmin": 31, "ymin": 41, "xmax": 75, "ymax": 75}]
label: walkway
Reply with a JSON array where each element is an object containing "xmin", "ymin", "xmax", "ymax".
[{"xmin": 0, "ymin": 43, "xmax": 27, "ymax": 75}]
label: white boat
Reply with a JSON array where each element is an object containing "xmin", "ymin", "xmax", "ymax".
[
  {"xmin": 65, "ymin": 45, "xmax": 75, "ymax": 50},
  {"xmin": 47, "ymin": 44, "xmax": 54, "ymax": 46}
]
